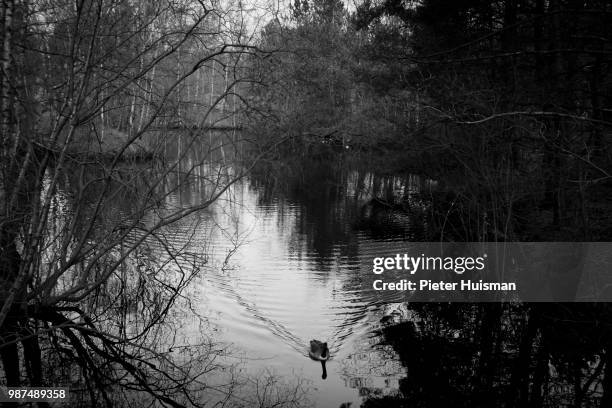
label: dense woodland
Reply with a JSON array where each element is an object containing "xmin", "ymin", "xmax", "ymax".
[
  {"xmin": 1, "ymin": 0, "xmax": 612, "ymax": 407},
  {"xmin": 251, "ymin": 0, "xmax": 612, "ymax": 242},
  {"xmin": 251, "ymin": 1, "xmax": 612, "ymax": 406}
]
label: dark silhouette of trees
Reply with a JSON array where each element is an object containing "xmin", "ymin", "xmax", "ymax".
[
  {"xmin": 255, "ymin": 0, "xmax": 612, "ymax": 240},
  {"xmin": 352, "ymin": 0, "xmax": 612, "ymax": 241},
  {"xmin": 249, "ymin": 2, "xmax": 612, "ymax": 407}
]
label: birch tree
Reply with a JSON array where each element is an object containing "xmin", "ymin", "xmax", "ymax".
[{"xmin": 0, "ymin": 0, "xmax": 276, "ymax": 405}]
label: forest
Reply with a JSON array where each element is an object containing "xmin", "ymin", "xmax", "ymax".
[
  {"xmin": 1, "ymin": 0, "xmax": 612, "ymax": 407},
  {"xmin": 252, "ymin": 0, "xmax": 612, "ymax": 241}
]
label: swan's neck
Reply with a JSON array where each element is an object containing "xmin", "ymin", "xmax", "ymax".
[{"xmin": 321, "ymin": 361, "xmax": 327, "ymax": 380}]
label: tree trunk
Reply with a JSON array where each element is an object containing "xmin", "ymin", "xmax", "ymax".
[
  {"xmin": 601, "ymin": 347, "xmax": 612, "ymax": 407},
  {"xmin": 510, "ymin": 306, "xmax": 539, "ymax": 407},
  {"xmin": 476, "ymin": 303, "xmax": 502, "ymax": 405}
]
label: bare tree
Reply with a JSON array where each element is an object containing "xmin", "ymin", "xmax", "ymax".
[{"xmin": 0, "ymin": 0, "xmax": 285, "ymax": 406}]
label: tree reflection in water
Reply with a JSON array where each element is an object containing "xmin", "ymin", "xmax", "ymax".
[{"xmin": 363, "ymin": 303, "xmax": 611, "ymax": 408}]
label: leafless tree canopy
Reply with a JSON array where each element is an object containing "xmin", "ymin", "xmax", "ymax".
[{"xmin": 0, "ymin": 0, "xmax": 296, "ymax": 406}]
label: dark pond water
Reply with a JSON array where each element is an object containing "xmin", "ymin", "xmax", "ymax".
[
  {"xmin": 120, "ymin": 145, "xmax": 438, "ymax": 407},
  {"xmin": 52, "ymin": 134, "xmax": 608, "ymax": 407}
]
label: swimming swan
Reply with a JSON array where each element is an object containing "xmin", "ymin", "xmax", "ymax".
[{"xmin": 309, "ymin": 340, "xmax": 329, "ymax": 379}]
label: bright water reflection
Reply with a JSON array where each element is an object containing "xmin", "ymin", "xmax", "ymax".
[{"xmin": 130, "ymin": 150, "xmax": 435, "ymax": 407}]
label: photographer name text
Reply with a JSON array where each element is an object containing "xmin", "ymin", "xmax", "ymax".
[{"xmin": 372, "ymin": 254, "xmax": 516, "ymax": 292}]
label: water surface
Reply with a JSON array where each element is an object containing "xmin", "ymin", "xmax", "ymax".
[{"xmin": 133, "ymin": 151, "xmax": 432, "ymax": 407}]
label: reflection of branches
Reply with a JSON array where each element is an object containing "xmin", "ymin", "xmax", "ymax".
[
  {"xmin": 0, "ymin": 1, "xmax": 294, "ymax": 406},
  {"xmin": 245, "ymin": 370, "xmax": 311, "ymax": 408},
  {"xmin": 33, "ymin": 305, "xmax": 203, "ymax": 407}
]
